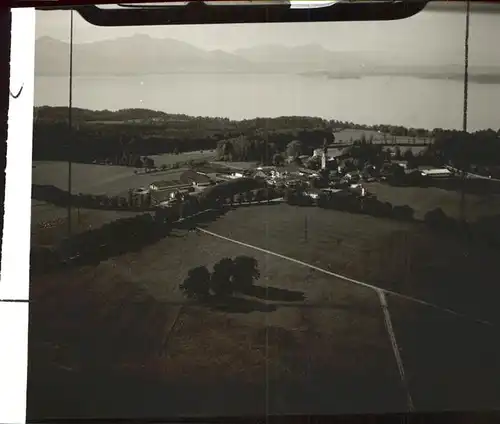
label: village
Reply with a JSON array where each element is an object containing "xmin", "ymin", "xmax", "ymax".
[{"xmin": 138, "ymin": 141, "xmax": 458, "ymax": 224}]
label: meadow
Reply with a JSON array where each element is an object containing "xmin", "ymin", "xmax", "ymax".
[{"xmin": 28, "ymin": 202, "xmax": 500, "ymax": 419}]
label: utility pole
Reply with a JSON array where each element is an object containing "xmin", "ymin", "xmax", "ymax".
[
  {"xmin": 67, "ymin": 10, "xmax": 74, "ymax": 236},
  {"xmin": 459, "ymin": 0, "xmax": 470, "ymax": 224}
]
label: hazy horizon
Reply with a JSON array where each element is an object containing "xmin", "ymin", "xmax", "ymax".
[
  {"xmin": 34, "ymin": 3, "xmax": 500, "ymax": 131},
  {"xmin": 35, "ymin": 3, "xmax": 500, "ymax": 68}
]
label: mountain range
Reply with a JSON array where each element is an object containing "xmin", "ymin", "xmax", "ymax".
[{"xmin": 35, "ymin": 34, "xmax": 500, "ymax": 82}]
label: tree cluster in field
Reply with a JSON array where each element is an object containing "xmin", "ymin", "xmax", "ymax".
[
  {"xmin": 180, "ymin": 256, "xmax": 261, "ymax": 300},
  {"xmin": 284, "ymin": 188, "xmax": 415, "ymax": 222}
]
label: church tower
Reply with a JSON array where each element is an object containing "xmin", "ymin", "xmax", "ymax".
[{"xmin": 321, "ymin": 138, "xmax": 328, "ymax": 170}]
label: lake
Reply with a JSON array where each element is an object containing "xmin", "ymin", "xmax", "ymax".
[{"xmin": 34, "ymin": 73, "xmax": 500, "ymax": 131}]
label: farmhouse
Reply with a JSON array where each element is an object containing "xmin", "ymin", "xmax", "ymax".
[
  {"xmin": 180, "ymin": 170, "xmax": 217, "ymax": 189},
  {"xmin": 420, "ymin": 168, "xmax": 453, "ymax": 179},
  {"xmin": 216, "ymin": 171, "xmax": 245, "ymax": 182}
]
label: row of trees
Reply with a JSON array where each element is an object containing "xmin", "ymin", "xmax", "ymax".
[
  {"xmin": 30, "ymin": 213, "xmax": 162, "ymax": 274},
  {"xmin": 283, "ymin": 184, "xmax": 500, "ymax": 249},
  {"xmin": 35, "ymin": 107, "xmax": 436, "ymax": 138},
  {"xmin": 284, "ymin": 188, "xmax": 415, "ymax": 222},
  {"xmin": 31, "ymin": 184, "xmax": 284, "ymax": 274},
  {"xmin": 156, "ymin": 185, "xmax": 284, "ymax": 223},
  {"xmin": 32, "ymin": 184, "xmax": 157, "ymax": 211}
]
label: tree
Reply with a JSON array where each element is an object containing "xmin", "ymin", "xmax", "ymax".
[
  {"xmin": 424, "ymin": 207, "xmax": 455, "ymax": 232},
  {"xmin": 144, "ymin": 157, "xmax": 155, "ymax": 168},
  {"xmin": 392, "ymin": 205, "xmax": 415, "ymax": 221},
  {"xmin": 306, "ymin": 156, "xmax": 321, "ymax": 170},
  {"xmin": 403, "ymin": 149, "xmax": 415, "ymax": 162},
  {"xmin": 286, "ymin": 140, "xmax": 303, "ymax": 158},
  {"xmin": 254, "ymin": 189, "xmax": 265, "ymax": 204},
  {"xmin": 180, "ymin": 266, "xmax": 211, "ymax": 300},
  {"xmin": 134, "ymin": 157, "xmax": 144, "ymax": 168},
  {"xmin": 245, "ymin": 190, "xmax": 254, "ymax": 204},
  {"xmin": 388, "ymin": 164, "xmax": 406, "ymax": 185},
  {"xmin": 232, "ymin": 256, "xmax": 260, "ymax": 292},
  {"xmin": 210, "ymin": 258, "xmax": 235, "ymax": 297}
]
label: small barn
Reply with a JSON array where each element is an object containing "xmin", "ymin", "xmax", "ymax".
[{"xmin": 180, "ymin": 170, "xmax": 214, "ymax": 186}]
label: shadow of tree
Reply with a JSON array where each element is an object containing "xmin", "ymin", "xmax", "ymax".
[
  {"xmin": 207, "ymin": 297, "xmax": 277, "ymax": 314},
  {"xmin": 241, "ymin": 285, "xmax": 305, "ymax": 302}
]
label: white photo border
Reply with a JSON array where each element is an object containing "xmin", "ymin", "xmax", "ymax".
[{"xmin": 0, "ymin": 7, "xmax": 36, "ymax": 424}]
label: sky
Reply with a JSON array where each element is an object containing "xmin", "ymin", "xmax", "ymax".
[{"xmin": 35, "ymin": 2, "xmax": 500, "ymax": 67}]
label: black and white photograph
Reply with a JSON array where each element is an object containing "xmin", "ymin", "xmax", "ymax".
[{"xmin": 28, "ymin": 2, "xmax": 500, "ymax": 420}]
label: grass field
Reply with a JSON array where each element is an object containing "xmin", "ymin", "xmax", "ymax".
[
  {"xmin": 28, "ymin": 224, "xmax": 406, "ymax": 418},
  {"xmin": 150, "ymin": 150, "xmax": 216, "ymax": 167},
  {"xmin": 30, "ymin": 157, "xmax": 187, "ymax": 245},
  {"xmin": 28, "ymin": 201, "xmax": 500, "ymax": 419},
  {"xmin": 32, "ymin": 150, "xmax": 214, "ymax": 196}
]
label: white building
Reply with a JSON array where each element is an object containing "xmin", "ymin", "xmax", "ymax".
[{"xmin": 420, "ymin": 168, "xmax": 453, "ymax": 178}]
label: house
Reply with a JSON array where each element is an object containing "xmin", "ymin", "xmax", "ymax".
[
  {"xmin": 216, "ymin": 171, "xmax": 245, "ymax": 181},
  {"xmin": 420, "ymin": 168, "xmax": 453, "ymax": 179},
  {"xmin": 180, "ymin": 169, "xmax": 215, "ymax": 186},
  {"xmin": 321, "ymin": 188, "xmax": 344, "ymax": 196},
  {"xmin": 304, "ymin": 188, "xmax": 322, "ymax": 201},
  {"xmin": 298, "ymin": 168, "xmax": 318, "ymax": 177}
]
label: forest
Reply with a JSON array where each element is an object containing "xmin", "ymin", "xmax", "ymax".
[{"xmin": 33, "ymin": 106, "xmax": 500, "ymax": 171}]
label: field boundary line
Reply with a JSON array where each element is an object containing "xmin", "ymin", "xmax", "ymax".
[
  {"xmin": 196, "ymin": 228, "xmax": 493, "ymax": 327},
  {"xmin": 377, "ymin": 290, "xmax": 414, "ymax": 412},
  {"xmin": 159, "ymin": 305, "xmax": 183, "ymax": 358}
]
